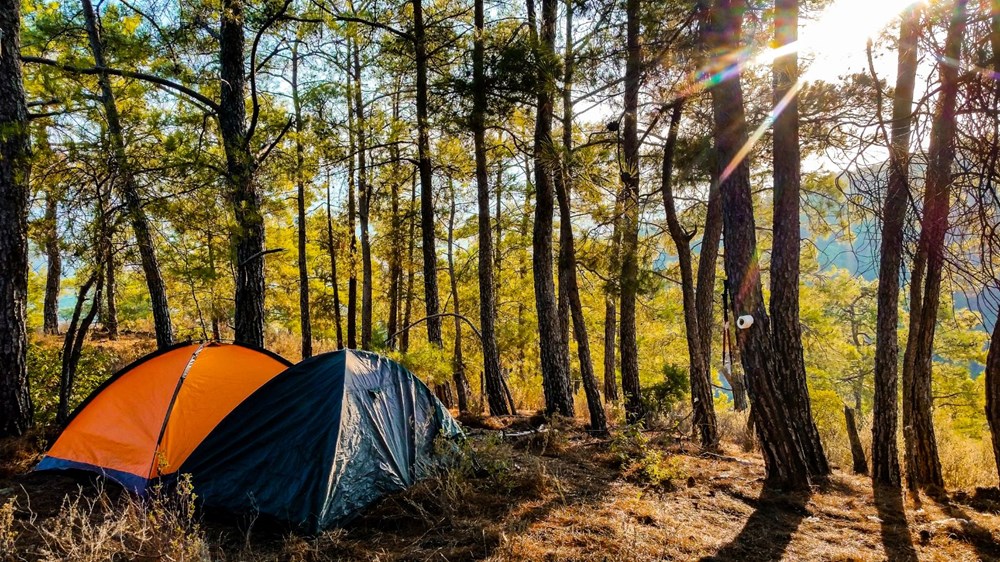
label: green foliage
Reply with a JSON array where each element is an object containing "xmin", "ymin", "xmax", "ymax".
[
  {"xmin": 640, "ymin": 363, "xmax": 690, "ymax": 424},
  {"xmin": 390, "ymin": 342, "xmax": 453, "ymax": 387},
  {"xmin": 26, "ymin": 341, "xmax": 148, "ymax": 426},
  {"xmin": 610, "ymin": 427, "xmax": 686, "ymax": 487}
]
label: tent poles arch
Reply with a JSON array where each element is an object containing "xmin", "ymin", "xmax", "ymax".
[{"xmin": 146, "ymin": 342, "xmax": 206, "ymax": 482}]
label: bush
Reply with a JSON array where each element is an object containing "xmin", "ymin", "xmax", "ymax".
[
  {"xmin": 0, "ymin": 499, "xmax": 16, "ymax": 559},
  {"xmin": 610, "ymin": 426, "xmax": 686, "ymax": 488},
  {"xmin": 34, "ymin": 476, "xmax": 209, "ymax": 561},
  {"xmin": 27, "ymin": 339, "xmax": 151, "ymax": 426},
  {"xmin": 641, "ymin": 363, "xmax": 690, "ymax": 427}
]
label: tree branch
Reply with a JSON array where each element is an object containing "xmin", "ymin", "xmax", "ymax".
[
  {"xmin": 247, "ymin": 0, "xmax": 294, "ymax": 147},
  {"xmin": 22, "ymin": 55, "xmax": 220, "ymax": 113}
]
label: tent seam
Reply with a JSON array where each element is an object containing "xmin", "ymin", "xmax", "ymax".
[{"xmin": 146, "ymin": 342, "xmax": 206, "ymax": 483}]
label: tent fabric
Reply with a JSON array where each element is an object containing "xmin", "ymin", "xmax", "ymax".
[
  {"xmin": 36, "ymin": 341, "xmax": 292, "ymax": 492},
  {"xmin": 178, "ymin": 349, "xmax": 463, "ymax": 532}
]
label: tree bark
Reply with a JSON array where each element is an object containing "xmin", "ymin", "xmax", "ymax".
[
  {"xmin": 208, "ymin": 231, "xmax": 222, "ymax": 341},
  {"xmin": 325, "ymin": 174, "xmax": 344, "ymax": 349},
  {"xmin": 353, "ymin": 40, "xmax": 373, "ymax": 350},
  {"xmin": 220, "ymin": 0, "xmax": 265, "ymax": 348},
  {"xmin": 104, "ymin": 239, "xmax": 118, "ymax": 340},
  {"xmin": 401, "ymin": 172, "xmax": 417, "ymax": 353},
  {"xmin": 708, "ymin": 0, "xmax": 809, "ymax": 490},
  {"xmin": 387, "ymin": 89, "xmax": 403, "ymax": 350},
  {"xmin": 695, "ymin": 155, "xmax": 723, "ymax": 397},
  {"xmin": 871, "ymin": 4, "xmax": 921, "ymax": 488},
  {"xmin": 619, "ymin": 0, "xmax": 644, "ymax": 425},
  {"xmin": 903, "ymin": 0, "xmax": 968, "ymax": 494},
  {"xmin": 414, "ymin": 0, "xmax": 443, "ymax": 348},
  {"xmin": 81, "ymin": 0, "xmax": 172, "ymax": 348},
  {"xmin": 604, "ymin": 192, "xmax": 622, "ymax": 403},
  {"xmin": 845, "ymin": 405, "xmax": 869, "ymax": 475},
  {"xmin": 58, "ymin": 272, "xmax": 102, "ymax": 424},
  {"xmin": 988, "ymin": 309, "xmax": 1000, "ymax": 485},
  {"xmin": 531, "ymin": 0, "xmax": 574, "ymax": 417},
  {"xmin": 0, "ymin": 0, "xmax": 34, "ymax": 436},
  {"xmin": 985, "ymin": 0, "xmax": 1000, "ymax": 489},
  {"xmin": 473, "ymin": 0, "xmax": 510, "ymax": 416},
  {"xmin": 292, "ymin": 40, "xmax": 312, "ymax": 359},
  {"xmin": 660, "ymin": 101, "xmax": 717, "ymax": 449},
  {"xmin": 770, "ymin": 0, "xmax": 829, "ymax": 478},
  {"xmin": 447, "ymin": 179, "xmax": 471, "ymax": 412},
  {"xmin": 346, "ymin": 45, "xmax": 358, "ymax": 349},
  {"xmin": 902, "ymin": 248, "xmax": 925, "ymax": 493},
  {"xmin": 556, "ymin": 0, "xmax": 606, "ymax": 434},
  {"xmin": 43, "ymin": 189, "xmax": 61, "ymax": 336}
]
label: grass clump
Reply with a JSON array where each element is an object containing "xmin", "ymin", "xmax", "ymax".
[
  {"xmin": 610, "ymin": 427, "xmax": 687, "ymax": 488},
  {"xmin": 35, "ymin": 476, "xmax": 209, "ymax": 561}
]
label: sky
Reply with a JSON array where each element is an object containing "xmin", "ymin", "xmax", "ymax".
[{"xmin": 798, "ymin": 0, "xmax": 919, "ymax": 84}]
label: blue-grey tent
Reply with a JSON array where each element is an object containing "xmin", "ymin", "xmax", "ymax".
[{"xmin": 178, "ymin": 349, "xmax": 463, "ymax": 532}]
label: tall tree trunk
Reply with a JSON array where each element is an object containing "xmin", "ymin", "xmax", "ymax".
[
  {"xmin": 985, "ymin": 0, "xmax": 1000, "ymax": 489},
  {"xmin": 43, "ymin": 189, "xmax": 61, "ymax": 336},
  {"xmin": 447, "ymin": 179, "xmax": 471, "ymax": 412},
  {"xmin": 516, "ymin": 154, "xmax": 533, "ymax": 384},
  {"xmin": 872, "ymin": 3, "xmax": 921, "ymax": 488},
  {"xmin": 353, "ymin": 41, "xmax": 373, "ymax": 350},
  {"xmin": 0, "ymin": 0, "xmax": 33, "ymax": 436},
  {"xmin": 845, "ymin": 405, "xmax": 869, "ymax": 475},
  {"xmin": 473, "ymin": 0, "xmax": 510, "ymax": 416},
  {"xmin": 531, "ymin": 0, "xmax": 574, "ymax": 417},
  {"xmin": 58, "ymin": 272, "xmax": 102, "ymax": 424},
  {"xmin": 660, "ymin": 101, "xmax": 717, "ymax": 449},
  {"xmin": 81, "ymin": 0, "xmax": 172, "ymax": 348},
  {"xmin": 708, "ymin": 0, "xmax": 809, "ymax": 490},
  {"xmin": 770, "ymin": 0, "xmax": 829, "ymax": 478},
  {"xmin": 987, "ymin": 310, "xmax": 1000, "ymax": 486},
  {"xmin": 604, "ymin": 192, "xmax": 622, "ymax": 403},
  {"xmin": 401, "ymin": 172, "xmax": 417, "ymax": 353},
  {"xmin": 104, "ymin": 241, "xmax": 118, "ymax": 339},
  {"xmin": 902, "ymin": 248, "xmax": 926, "ymax": 493},
  {"xmin": 346, "ymin": 46, "xmax": 358, "ymax": 349},
  {"xmin": 556, "ymin": 0, "xmax": 606, "ymax": 434},
  {"xmin": 495, "ymin": 164, "xmax": 503, "ymax": 291},
  {"xmin": 904, "ymin": 0, "xmax": 967, "ymax": 494},
  {"xmin": 619, "ymin": 0, "xmax": 644, "ymax": 425},
  {"xmin": 220, "ymin": 0, "xmax": 264, "ymax": 348},
  {"xmin": 414, "ymin": 0, "xmax": 443, "ymax": 348},
  {"xmin": 325, "ymin": 174, "xmax": 344, "ymax": 349},
  {"xmin": 387, "ymin": 178, "xmax": 401, "ymax": 349},
  {"xmin": 292, "ymin": 40, "xmax": 312, "ymax": 359},
  {"xmin": 207, "ymin": 230, "xmax": 222, "ymax": 341},
  {"xmin": 387, "ymin": 90, "xmax": 403, "ymax": 350}
]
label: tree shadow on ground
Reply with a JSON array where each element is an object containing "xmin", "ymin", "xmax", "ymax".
[
  {"xmin": 872, "ymin": 484, "xmax": 917, "ymax": 562},
  {"xmin": 699, "ymin": 484, "xmax": 810, "ymax": 561},
  {"xmin": 934, "ymin": 495, "xmax": 1000, "ymax": 561}
]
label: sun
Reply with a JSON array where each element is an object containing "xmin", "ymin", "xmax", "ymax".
[{"xmin": 798, "ymin": 0, "xmax": 923, "ymax": 81}]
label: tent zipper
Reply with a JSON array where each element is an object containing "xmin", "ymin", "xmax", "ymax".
[{"xmin": 146, "ymin": 342, "xmax": 207, "ymax": 483}]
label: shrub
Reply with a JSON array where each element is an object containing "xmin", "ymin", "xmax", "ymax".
[
  {"xmin": 0, "ymin": 499, "xmax": 16, "ymax": 559},
  {"xmin": 610, "ymin": 426, "xmax": 686, "ymax": 488},
  {"xmin": 27, "ymin": 339, "xmax": 151, "ymax": 426},
  {"xmin": 641, "ymin": 363, "xmax": 690, "ymax": 427},
  {"xmin": 34, "ymin": 477, "xmax": 209, "ymax": 561}
]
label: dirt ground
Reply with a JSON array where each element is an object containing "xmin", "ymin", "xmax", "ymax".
[{"xmin": 2, "ymin": 418, "xmax": 1000, "ymax": 561}]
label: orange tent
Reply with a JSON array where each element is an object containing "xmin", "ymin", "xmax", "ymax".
[{"xmin": 36, "ymin": 341, "xmax": 291, "ymax": 491}]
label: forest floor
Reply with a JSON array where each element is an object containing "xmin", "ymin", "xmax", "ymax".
[{"xmin": 2, "ymin": 416, "xmax": 1000, "ymax": 561}]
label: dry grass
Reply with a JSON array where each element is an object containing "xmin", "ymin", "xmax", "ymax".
[{"xmin": 3, "ymin": 416, "xmax": 1000, "ymax": 560}]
